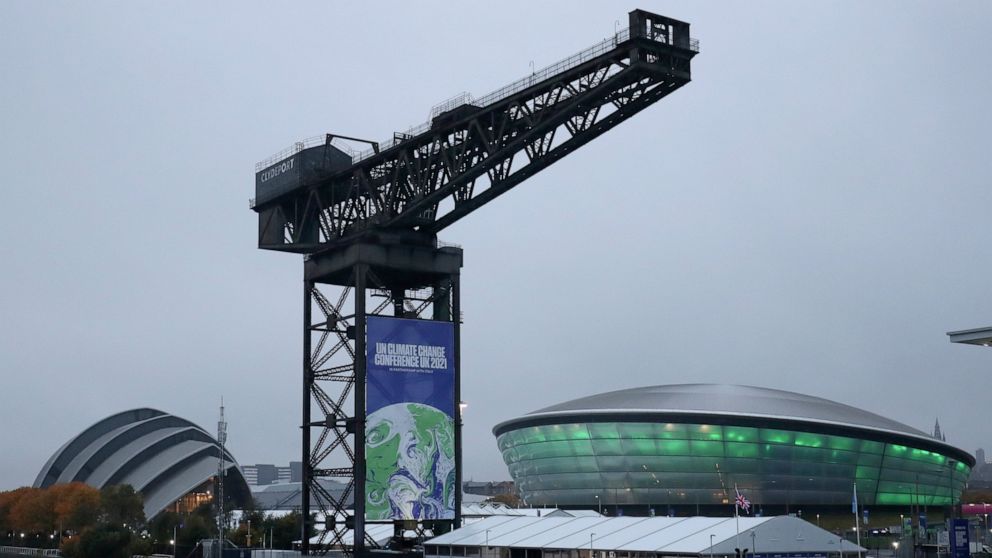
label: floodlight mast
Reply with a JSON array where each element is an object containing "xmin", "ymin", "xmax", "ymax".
[{"xmin": 251, "ymin": 9, "xmax": 697, "ymax": 557}]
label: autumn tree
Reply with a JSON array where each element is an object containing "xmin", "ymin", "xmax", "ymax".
[
  {"xmin": 9, "ymin": 487, "xmax": 54, "ymax": 534},
  {"xmin": 962, "ymin": 489, "xmax": 992, "ymax": 503},
  {"xmin": 50, "ymin": 483, "xmax": 100, "ymax": 532},
  {"xmin": 0, "ymin": 487, "xmax": 35, "ymax": 536}
]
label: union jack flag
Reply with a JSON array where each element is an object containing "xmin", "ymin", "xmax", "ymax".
[{"xmin": 735, "ymin": 486, "xmax": 751, "ymax": 514}]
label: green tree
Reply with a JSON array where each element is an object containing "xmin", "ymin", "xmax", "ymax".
[
  {"xmin": 230, "ymin": 507, "xmax": 266, "ymax": 547},
  {"xmin": 99, "ymin": 485, "xmax": 144, "ymax": 528},
  {"xmin": 266, "ymin": 511, "xmax": 310, "ymax": 550},
  {"xmin": 178, "ymin": 509, "xmax": 214, "ymax": 550},
  {"xmin": 74, "ymin": 524, "xmax": 132, "ymax": 558},
  {"xmin": 147, "ymin": 511, "xmax": 181, "ymax": 554}
]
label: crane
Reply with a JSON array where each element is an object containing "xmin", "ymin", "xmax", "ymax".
[{"xmin": 251, "ymin": 9, "xmax": 697, "ymax": 556}]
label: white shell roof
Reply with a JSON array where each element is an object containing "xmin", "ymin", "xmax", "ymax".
[{"xmin": 34, "ymin": 408, "xmax": 246, "ymax": 519}]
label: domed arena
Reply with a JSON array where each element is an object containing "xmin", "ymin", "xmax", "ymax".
[
  {"xmin": 34, "ymin": 408, "xmax": 250, "ymax": 520},
  {"xmin": 493, "ymin": 384, "xmax": 973, "ymax": 515}
]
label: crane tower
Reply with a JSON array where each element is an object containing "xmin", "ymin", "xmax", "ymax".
[{"xmin": 251, "ymin": 9, "xmax": 698, "ymax": 556}]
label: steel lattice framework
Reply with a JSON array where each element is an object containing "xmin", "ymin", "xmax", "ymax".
[{"xmin": 252, "ymin": 10, "xmax": 697, "ymax": 557}]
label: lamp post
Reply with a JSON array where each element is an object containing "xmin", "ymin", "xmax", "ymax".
[
  {"xmin": 486, "ymin": 529, "xmax": 491, "ymax": 552},
  {"xmin": 947, "ymin": 459, "xmax": 957, "ymax": 519},
  {"xmin": 595, "ymin": 494, "xmax": 601, "ymax": 515},
  {"xmin": 172, "ymin": 524, "xmax": 178, "ymax": 558},
  {"xmin": 590, "ymin": 532, "xmax": 595, "ymax": 558},
  {"xmin": 751, "ymin": 531, "xmax": 756, "ymax": 556},
  {"xmin": 710, "ymin": 534, "xmax": 715, "ymax": 558},
  {"xmin": 984, "ymin": 510, "xmax": 989, "ymax": 544}
]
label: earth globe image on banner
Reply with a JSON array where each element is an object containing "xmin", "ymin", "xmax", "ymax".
[{"xmin": 366, "ymin": 401, "xmax": 455, "ymax": 520}]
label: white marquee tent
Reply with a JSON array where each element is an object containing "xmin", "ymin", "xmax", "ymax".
[{"xmin": 425, "ymin": 515, "xmax": 865, "ymax": 558}]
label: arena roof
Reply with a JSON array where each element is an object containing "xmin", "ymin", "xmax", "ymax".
[
  {"xmin": 494, "ymin": 384, "xmax": 972, "ymax": 463},
  {"xmin": 34, "ymin": 408, "xmax": 248, "ymax": 519}
]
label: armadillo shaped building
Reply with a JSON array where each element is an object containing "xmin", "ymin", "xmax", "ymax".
[{"xmin": 34, "ymin": 408, "xmax": 250, "ymax": 520}]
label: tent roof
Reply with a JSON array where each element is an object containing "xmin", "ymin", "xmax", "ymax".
[{"xmin": 427, "ymin": 515, "xmax": 865, "ymax": 555}]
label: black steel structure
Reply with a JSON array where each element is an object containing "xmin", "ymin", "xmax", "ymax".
[{"xmin": 251, "ymin": 10, "xmax": 697, "ymax": 556}]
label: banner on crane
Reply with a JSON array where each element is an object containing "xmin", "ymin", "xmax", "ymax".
[{"xmin": 365, "ymin": 316, "xmax": 455, "ymax": 521}]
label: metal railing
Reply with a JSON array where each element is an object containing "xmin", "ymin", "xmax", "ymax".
[
  {"xmin": 255, "ymin": 26, "xmax": 698, "ymax": 172},
  {"xmin": 345, "ymin": 29, "xmax": 643, "ymax": 164},
  {"xmin": 430, "ymin": 92, "xmax": 474, "ymax": 119},
  {"xmin": 255, "ymin": 134, "xmax": 363, "ymax": 172},
  {"xmin": 0, "ymin": 547, "xmax": 61, "ymax": 557}
]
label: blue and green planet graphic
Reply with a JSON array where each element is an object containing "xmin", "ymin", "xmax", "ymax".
[{"xmin": 365, "ymin": 316, "xmax": 456, "ymax": 521}]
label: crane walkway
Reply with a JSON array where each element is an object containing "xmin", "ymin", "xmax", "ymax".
[{"xmin": 255, "ymin": 23, "xmax": 698, "ymax": 173}]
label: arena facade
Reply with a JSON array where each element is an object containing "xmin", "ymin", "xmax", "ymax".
[
  {"xmin": 493, "ymin": 384, "xmax": 973, "ymax": 515},
  {"xmin": 35, "ymin": 408, "xmax": 250, "ymax": 519}
]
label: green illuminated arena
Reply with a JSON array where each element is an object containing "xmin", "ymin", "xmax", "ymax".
[{"xmin": 493, "ymin": 385, "xmax": 973, "ymax": 512}]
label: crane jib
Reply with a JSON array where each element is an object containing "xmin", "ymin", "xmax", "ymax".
[{"xmin": 252, "ymin": 9, "xmax": 697, "ymax": 256}]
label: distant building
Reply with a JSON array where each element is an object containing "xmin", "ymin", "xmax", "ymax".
[
  {"xmin": 463, "ymin": 480, "xmax": 517, "ymax": 498},
  {"xmin": 241, "ymin": 461, "xmax": 303, "ymax": 486},
  {"xmin": 977, "ymin": 448, "xmax": 986, "ymax": 465},
  {"xmin": 934, "ymin": 418, "xmax": 947, "ymax": 441},
  {"xmin": 251, "ymin": 479, "xmax": 350, "ymax": 511}
]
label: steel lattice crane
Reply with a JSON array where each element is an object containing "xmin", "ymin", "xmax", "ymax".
[{"xmin": 251, "ymin": 9, "xmax": 697, "ymax": 556}]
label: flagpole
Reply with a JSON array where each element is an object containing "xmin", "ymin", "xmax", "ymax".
[
  {"xmin": 735, "ymin": 484, "xmax": 741, "ymax": 554},
  {"xmin": 853, "ymin": 482, "xmax": 862, "ymax": 558}
]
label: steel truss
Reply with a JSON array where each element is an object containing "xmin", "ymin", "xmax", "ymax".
[
  {"xmin": 252, "ymin": 9, "xmax": 696, "ymax": 558},
  {"xmin": 255, "ymin": 11, "xmax": 697, "ymax": 254},
  {"xmin": 302, "ymin": 244, "xmax": 462, "ymax": 556}
]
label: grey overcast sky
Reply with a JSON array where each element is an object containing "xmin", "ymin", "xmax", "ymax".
[{"xmin": 1, "ymin": 2, "xmax": 990, "ymax": 490}]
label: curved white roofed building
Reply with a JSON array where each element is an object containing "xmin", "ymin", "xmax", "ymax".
[
  {"xmin": 493, "ymin": 384, "xmax": 974, "ymax": 513},
  {"xmin": 34, "ymin": 408, "xmax": 250, "ymax": 519}
]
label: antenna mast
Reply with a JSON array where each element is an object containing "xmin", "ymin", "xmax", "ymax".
[{"xmin": 217, "ymin": 399, "xmax": 227, "ymax": 557}]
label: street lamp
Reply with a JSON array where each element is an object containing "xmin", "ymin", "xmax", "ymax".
[
  {"xmin": 944, "ymin": 460, "xmax": 957, "ymax": 520},
  {"xmin": 594, "ymin": 495, "xmax": 601, "ymax": 515},
  {"xmin": 486, "ymin": 529, "xmax": 491, "ymax": 551},
  {"xmin": 173, "ymin": 524, "xmax": 178, "ymax": 558},
  {"xmin": 710, "ymin": 534, "xmax": 715, "ymax": 558},
  {"xmin": 751, "ymin": 531, "xmax": 756, "ymax": 555},
  {"xmin": 590, "ymin": 533, "xmax": 596, "ymax": 558}
]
